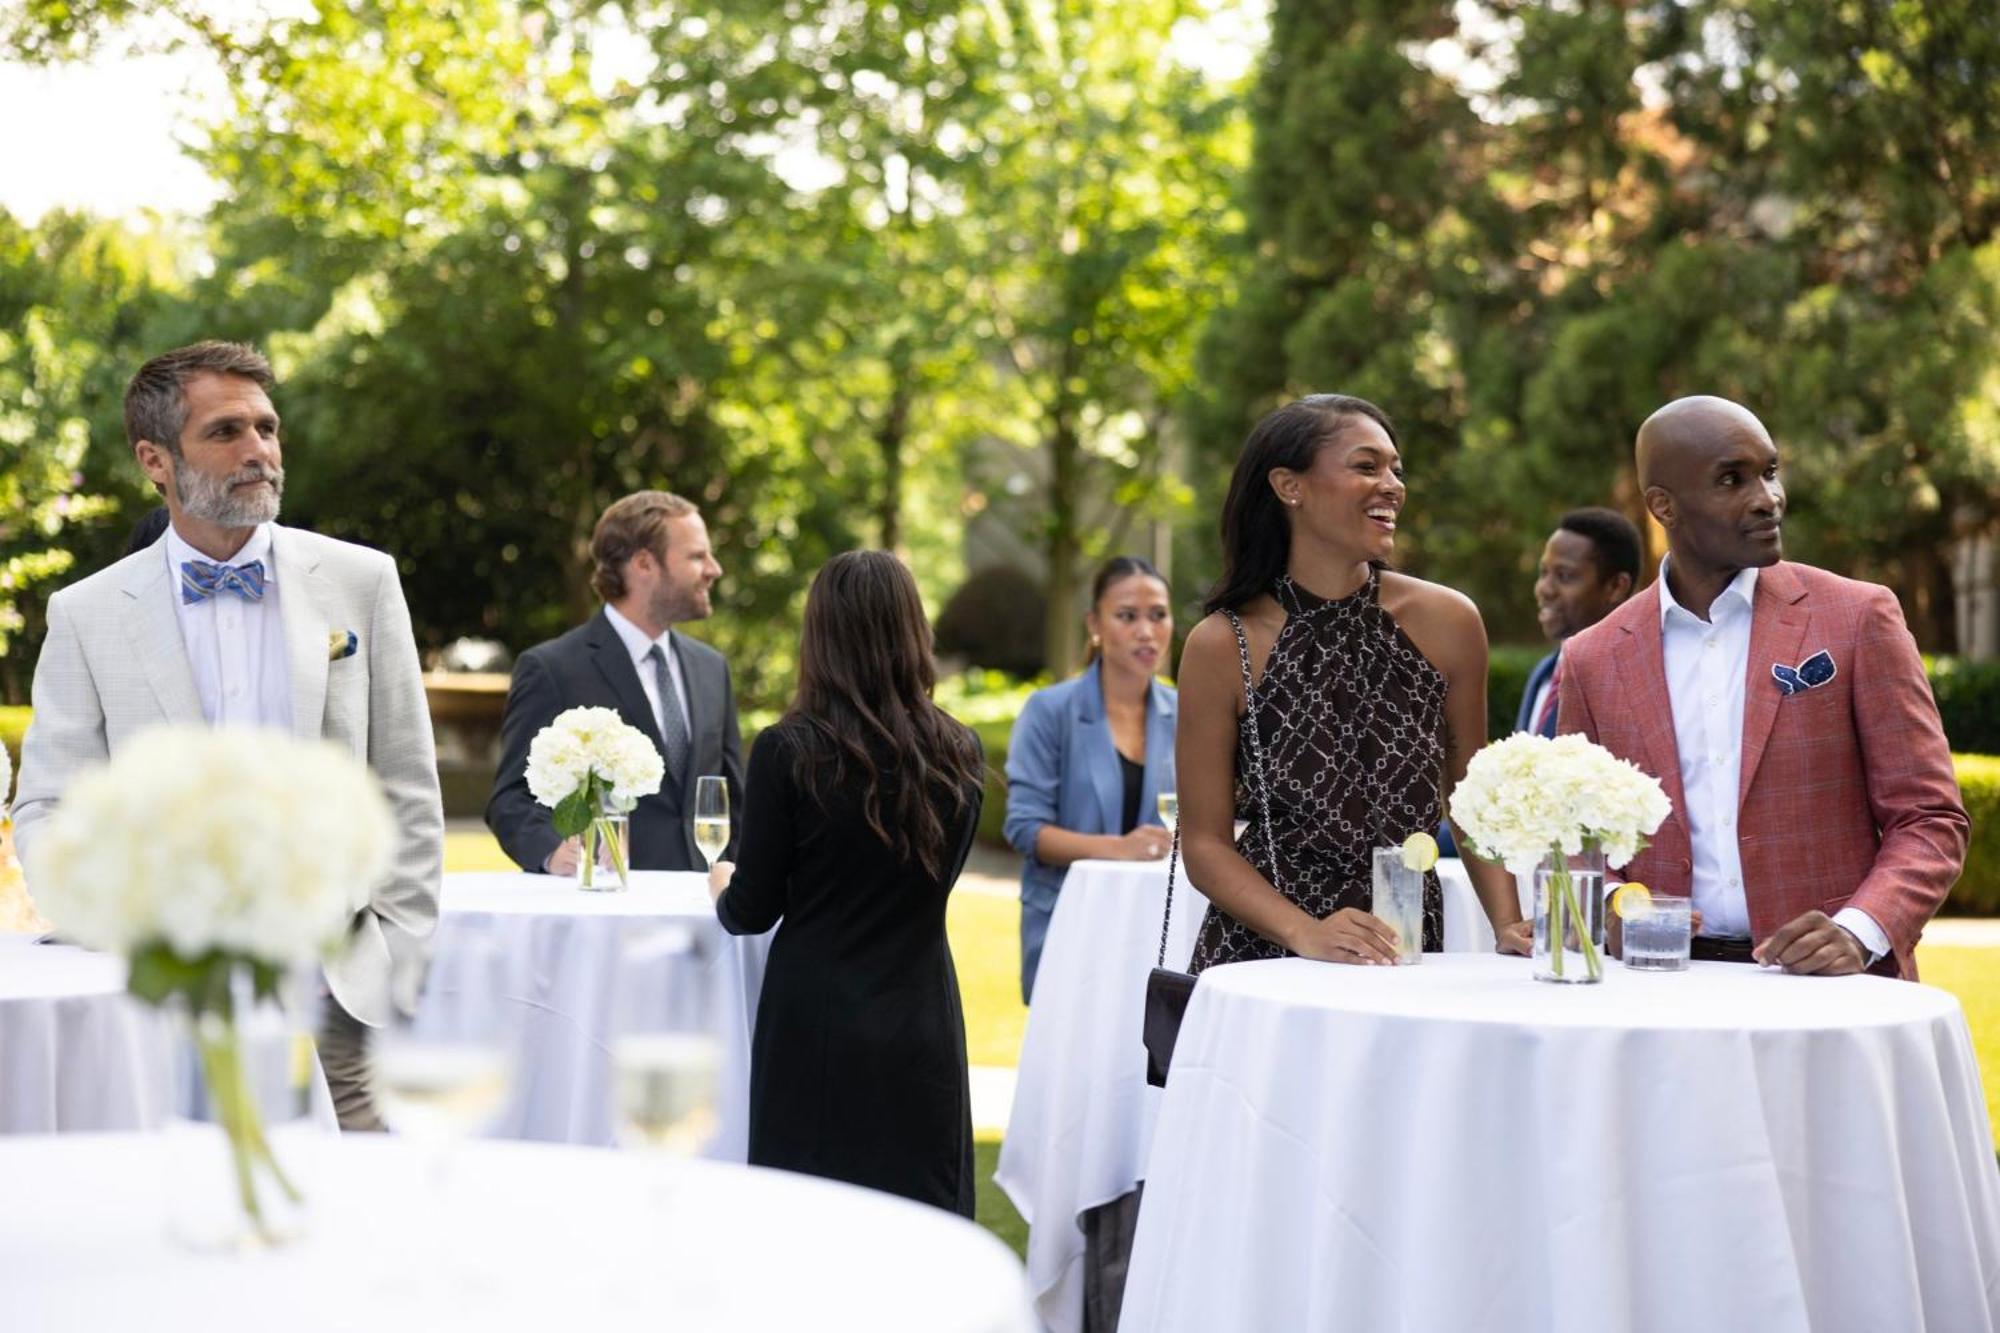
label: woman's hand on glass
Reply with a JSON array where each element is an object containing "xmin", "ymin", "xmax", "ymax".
[
  {"xmin": 1293, "ymin": 908, "xmax": 1400, "ymax": 966},
  {"xmin": 706, "ymin": 859, "xmax": 735, "ymax": 904}
]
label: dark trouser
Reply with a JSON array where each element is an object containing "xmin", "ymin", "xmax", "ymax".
[
  {"xmin": 317, "ymin": 996, "xmax": 386, "ymax": 1132},
  {"xmin": 1082, "ymin": 1184, "xmax": 1145, "ymax": 1333}
]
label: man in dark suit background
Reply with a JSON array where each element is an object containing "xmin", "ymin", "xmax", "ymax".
[
  {"xmin": 487, "ymin": 490, "xmax": 744, "ymax": 873},
  {"xmin": 1518, "ymin": 507, "xmax": 1641, "ymax": 737}
]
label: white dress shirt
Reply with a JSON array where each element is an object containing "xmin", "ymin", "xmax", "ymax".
[
  {"xmin": 603, "ymin": 604, "xmax": 691, "ymax": 740},
  {"xmin": 1657, "ymin": 559, "xmax": 1887, "ymax": 959},
  {"xmin": 165, "ymin": 523, "xmax": 292, "ymax": 732}
]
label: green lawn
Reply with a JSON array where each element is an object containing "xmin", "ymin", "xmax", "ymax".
[{"xmin": 1914, "ymin": 946, "xmax": 2000, "ymax": 1138}]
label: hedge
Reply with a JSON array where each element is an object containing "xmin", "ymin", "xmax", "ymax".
[{"xmin": 1953, "ymin": 754, "xmax": 2000, "ymax": 915}]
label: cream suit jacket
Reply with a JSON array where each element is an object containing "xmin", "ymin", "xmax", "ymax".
[{"xmin": 12, "ymin": 525, "xmax": 444, "ymax": 1027}]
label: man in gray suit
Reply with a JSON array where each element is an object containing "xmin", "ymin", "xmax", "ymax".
[
  {"xmin": 486, "ymin": 491, "xmax": 744, "ymax": 874},
  {"xmin": 12, "ymin": 341, "xmax": 444, "ymax": 1131}
]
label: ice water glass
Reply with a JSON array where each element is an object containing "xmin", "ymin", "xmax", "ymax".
[
  {"xmin": 1371, "ymin": 847, "xmax": 1424, "ymax": 965},
  {"xmin": 693, "ymin": 775, "xmax": 730, "ymax": 868},
  {"xmin": 1623, "ymin": 895, "xmax": 1693, "ymax": 971}
]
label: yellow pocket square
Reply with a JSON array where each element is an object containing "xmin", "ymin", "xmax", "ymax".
[{"xmin": 328, "ymin": 630, "xmax": 359, "ymax": 661}]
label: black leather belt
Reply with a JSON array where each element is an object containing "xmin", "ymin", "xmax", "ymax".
[{"xmin": 1690, "ymin": 935, "xmax": 1758, "ymax": 964}]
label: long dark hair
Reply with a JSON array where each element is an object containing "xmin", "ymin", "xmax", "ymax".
[
  {"xmin": 1203, "ymin": 394, "xmax": 1398, "ymax": 614},
  {"xmin": 786, "ymin": 550, "xmax": 985, "ymax": 878},
  {"xmin": 1083, "ymin": 554, "xmax": 1166, "ymax": 666}
]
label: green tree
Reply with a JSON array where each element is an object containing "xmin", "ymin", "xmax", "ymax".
[{"xmin": 0, "ymin": 210, "xmax": 182, "ymax": 699}]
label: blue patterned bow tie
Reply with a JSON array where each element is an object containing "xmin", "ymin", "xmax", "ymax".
[{"xmin": 180, "ymin": 559, "xmax": 267, "ymax": 604}]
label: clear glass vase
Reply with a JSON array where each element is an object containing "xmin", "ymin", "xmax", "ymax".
[
  {"xmin": 576, "ymin": 812, "xmax": 631, "ymax": 892},
  {"xmin": 162, "ymin": 965, "xmax": 315, "ymax": 1249},
  {"xmin": 1532, "ymin": 844, "xmax": 1606, "ymax": 984}
]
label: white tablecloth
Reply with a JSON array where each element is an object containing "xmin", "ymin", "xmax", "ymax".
[
  {"xmin": 0, "ymin": 939, "xmax": 335, "ymax": 1133},
  {"xmin": 423, "ymin": 871, "xmax": 771, "ymax": 1157},
  {"xmin": 1123, "ymin": 954, "xmax": 2000, "ymax": 1333},
  {"xmin": 997, "ymin": 856, "xmax": 1489, "ymax": 1333},
  {"xmin": 0, "ymin": 1133, "xmax": 1035, "ymax": 1332}
]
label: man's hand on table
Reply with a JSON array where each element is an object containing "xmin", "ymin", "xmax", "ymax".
[
  {"xmin": 543, "ymin": 838, "xmax": 582, "ymax": 876},
  {"xmin": 1753, "ymin": 910, "xmax": 1869, "ymax": 975}
]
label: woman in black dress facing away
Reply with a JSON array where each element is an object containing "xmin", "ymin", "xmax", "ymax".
[
  {"xmin": 708, "ymin": 551, "xmax": 986, "ymax": 1215},
  {"xmin": 1177, "ymin": 394, "xmax": 1532, "ymax": 969}
]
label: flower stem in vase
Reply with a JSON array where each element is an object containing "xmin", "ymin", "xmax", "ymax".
[
  {"xmin": 193, "ymin": 1016, "xmax": 296, "ymax": 1244},
  {"xmin": 580, "ymin": 815, "xmax": 598, "ymax": 890},
  {"xmin": 597, "ymin": 816, "xmax": 628, "ymax": 884}
]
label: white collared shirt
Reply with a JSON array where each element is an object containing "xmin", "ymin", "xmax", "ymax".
[
  {"xmin": 603, "ymin": 603, "xmax": 691, "ymax": 740},
  {"xmin": 165, "ymin": 523, "xmax": 292, "ymax": 732},
  {"xmin": 1657, "ymin": 558, "xmax": 1887, "ymax": 958}
]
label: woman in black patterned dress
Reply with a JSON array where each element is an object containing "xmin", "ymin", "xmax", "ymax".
[{"xmin": 1177, "ymin": 395, "xmax": 1532, "ymax": 968}]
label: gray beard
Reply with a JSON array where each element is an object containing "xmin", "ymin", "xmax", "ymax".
[{"xmin": 175, "ymin": 457, "xmax": 284, "ymax": 528}]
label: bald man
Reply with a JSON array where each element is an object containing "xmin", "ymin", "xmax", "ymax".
[{"xmin": 1557, "ymin": 396, "xmax": 1966, "ymax": 978}]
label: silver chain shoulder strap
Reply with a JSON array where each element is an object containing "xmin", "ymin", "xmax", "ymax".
[{"xmin": 1157, "ymin": 609, "xmax": 1286, "ymax": 968}]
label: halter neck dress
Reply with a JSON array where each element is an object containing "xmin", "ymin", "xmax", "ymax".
[{"xmin": 1190, "ymin": 568, "xmax": 1451, "ymax": 972}]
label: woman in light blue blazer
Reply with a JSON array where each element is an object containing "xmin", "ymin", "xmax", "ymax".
[{"xmin": 1005, "ymin": 556, "xmax": 1178, "ymax": 1002}]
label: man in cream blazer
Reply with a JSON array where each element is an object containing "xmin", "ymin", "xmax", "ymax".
[{"xmin": 13, "ymin": 341, "xmax": 443, "ymax": 1129}]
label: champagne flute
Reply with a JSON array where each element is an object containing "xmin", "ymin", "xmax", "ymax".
[
  {"xmin": 693, "ymin": 775, "xmax": 730, "ymax": 868},
  {"xmin": 372, "ymin": 1008, "xmax": 513, "ymax": 1187},
  {"xmin": 1155, "ymin": 752, "xmax": 1178, "ymax": 831}
]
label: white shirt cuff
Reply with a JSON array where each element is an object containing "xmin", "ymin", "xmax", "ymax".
[{"xmin": 1833, "ymin": 907, "xmax": 1891, "ymax": 964}]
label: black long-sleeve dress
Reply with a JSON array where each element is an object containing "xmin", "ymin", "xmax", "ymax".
[{"xmin": 715, "ymin": 718, "xmax": 982, "ymax": 1216}]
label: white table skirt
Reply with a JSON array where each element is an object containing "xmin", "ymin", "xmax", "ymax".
[
  {"xmin": 423, "ymin": 871, "xmax": 771, "ymax": 1157},
  {"xmin": 0, "ymin": 939, "xmax": 336, "ymax": 1134},
  {"xmin": 997, "ymin": 856, "xmax": 1490, "ymax": 1333},
  {"xmin": 0, "ymin": 1133, "xmax": 1035, "ymax": 1332},
  {"xmin": 1123, "ymin": 954, "xmax": 2000, "ymax": 1333}
]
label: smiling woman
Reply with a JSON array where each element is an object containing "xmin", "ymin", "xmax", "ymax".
[{"xmin": 1172, "ymin": 393, "xmax": 1533, "ymax": 975}]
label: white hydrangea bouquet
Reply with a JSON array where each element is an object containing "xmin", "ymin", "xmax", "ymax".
[
  {"xmin": 1450, "ymin": 732, "xmax": 1670, "ymax": 983},
  {"xmin": 26, "ymin": 726, "xmax": 392, "ymax": 1241},
  {"xmin": 526, "ymin": 706, "xmax": 664, "ymax": 891}
]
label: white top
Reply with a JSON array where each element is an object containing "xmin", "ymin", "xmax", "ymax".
[
  {"xmin": 1656, "ymin": 560, "xmax": 1886, "ymax": 957},
  {"xmin": 0, "ymin": 1134, "xmax": 1036, "ymax": 1332},
  {"xmin": 164, "ymin": 522, "xmax": 290, "ymax": 730},
  {"xmin": 1120, "ymin": 954, "xmax": 2000, "ymax": 1333},
  {"xmin": 604, "ymin": 603, "xmax": 691, "ymax": 738}
]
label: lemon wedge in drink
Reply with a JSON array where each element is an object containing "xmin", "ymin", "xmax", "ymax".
[
  {"xmin": 1612, "ymin": 882, "xmax": 1654, "ymax": 920},
  {"xmin": 1400, "ymin": 831, "xmax": 1440, "ymax": 873}
]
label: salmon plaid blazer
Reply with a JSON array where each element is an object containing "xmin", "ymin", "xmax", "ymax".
[{"xmin": 1559, "ymin": 561, "xmax": 1967, "ymax": 979}]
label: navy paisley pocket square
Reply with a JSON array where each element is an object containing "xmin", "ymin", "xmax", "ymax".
[
  {"xmin": 1771, "ymin": 649, "xmax": 1836, "ymax": 697},
  {"xmin": 328, "ymin": 629, "xmax": 359, "ymax": 661}
]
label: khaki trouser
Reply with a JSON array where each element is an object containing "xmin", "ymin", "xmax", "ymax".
[{"xmin": 317, "ymin": 996, "xmax": 387, "ymax": 1132}]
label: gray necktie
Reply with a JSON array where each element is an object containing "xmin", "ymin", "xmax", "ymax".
[{"xmin": 645, "ymin": 643, "xmax": 692, "ymax": 783}]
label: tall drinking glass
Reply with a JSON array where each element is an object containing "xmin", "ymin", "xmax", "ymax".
[
  {"xmin": 693, "ymin": 776, "xmax": 730, "ymax": 868},
  {"xmin": 1370, "ymin": 847, "xmax": 1424, "ymax": 965},
  {"xmin": 1155, "ymin": 752, "xmax": 1178, "ymax": 831}
]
